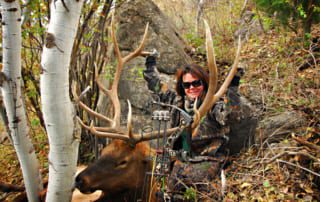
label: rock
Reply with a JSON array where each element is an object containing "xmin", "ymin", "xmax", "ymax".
[
  {"xmin": 256, "ymin": 111, "xmax": 306, "ymax": 144},
  {"xmin": 239, "ymin": 83, "xmax": 264, "ymax": 110},
  {"xmin": 226, "ymin": 97, "xmax": 259, "ymax": 155},
  {"xmin": 115, "ymin": 0, "xmax": 192, "ymax": 74},
  {"xmin": 114, "ymin": 0, "xmax": 192, "ymax": 112},
  {"xmin": 97, "ymin": 0, "xmax": 191, "ymax": 128}
]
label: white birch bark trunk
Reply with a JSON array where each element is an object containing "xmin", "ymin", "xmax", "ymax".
[
  {"xmin": 40, "ymin": 0, "xmax": 83, "ymax": 201},
  {"xmin": 196, "ymin": 0, "xmax": 205, "ymax": 35},
  {"xmin": 0, "ymin": 1, "xmax": 42, "ymax": 201},
  {"xmin": 21, "ymin": 0, "xmax": 31, "ymax": 25}
]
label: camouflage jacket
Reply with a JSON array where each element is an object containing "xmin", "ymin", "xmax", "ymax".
[{"xmin": 144, "ymin": 56, "xmax": 251, "ymax": 161}]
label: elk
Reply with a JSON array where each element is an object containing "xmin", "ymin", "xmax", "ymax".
[
  {"xmin": 75, "ymin": 140, "xmax": 156, "ymax": 201},
  {"xmin": 75, "ymin": 16, "xmax": 241, "ymax": 202}
]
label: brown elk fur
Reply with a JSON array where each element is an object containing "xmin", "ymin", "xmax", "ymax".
[{"xmin": 75, "ymin": 140, "xmax": 157, "ymax": 202}]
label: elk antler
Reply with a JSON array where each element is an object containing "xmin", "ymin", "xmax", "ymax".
[
  {"xmin": 76, "ymin": 14, "xmax": 148, "ymax": 138},
  {"xmin": 77, "ymin": 18, "xmax": 241, "ymax": 145},
  {"xmin": 192, "ymin": 20, "xmax": 242, "ymax": 130},
  {"xmin": 76, "ymin": 16, "xmax": 181, "ymax": 144}
]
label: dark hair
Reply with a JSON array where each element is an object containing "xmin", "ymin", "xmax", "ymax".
[{"xmin": 175, "ymin": 63, "xmax": 209, "ymax": 98}]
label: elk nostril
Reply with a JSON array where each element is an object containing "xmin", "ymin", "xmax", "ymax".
[
  {"xmin": 74, "ymin": 175, "xmax": 96, "ymax": 194},
  {"xmin": 75, "ymin": 176, "xmax": 84, "ymax": 188}
]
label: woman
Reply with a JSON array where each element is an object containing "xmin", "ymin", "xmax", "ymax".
[{"xmin": 144, "ymin": 55, "xmax": 250, "ymax": 201}]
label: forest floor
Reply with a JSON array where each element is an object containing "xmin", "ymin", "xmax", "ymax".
[
  {"xmin": 212, "ymin": 25, "xmax": 320, "ymax": 201},
  {"xmin": 0, "ymin": 3, "xmax": 319, "ymax": 201}
]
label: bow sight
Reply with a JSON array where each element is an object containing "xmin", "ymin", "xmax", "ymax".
[{"xmin": 142, "ymin": 100, "xmax": 194, "ymax": 202}]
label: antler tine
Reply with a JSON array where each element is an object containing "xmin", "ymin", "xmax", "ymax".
[
  {"xmin": 192, "ymin": 20, "xmax": 242, "ymax": 129},
  {"xmin": 132, "ymin": 126, "xmax": 183, "ymax": 143},
  {"xmin": 193, "ymin": 19, "xmax": 218, "ymax": 128},
  {"xmin": 77, "ymin": 117, "xmax": 124, "ymax": 134},
  {"xmin": 108, "ymin": 17, "xmax": 149, "ymax": 130},
  {"xmin": 111, "ymin": 15, "xmax": 122, "ymax": 65},
  {"xmin": 93, "ymin": 62, "xmax": 120, "ymax": 129},
  {"xmin": 78, "ymin": 114, "xmax": 133, "ymax": 141},
  {"xmin": 113, "ymin": 14, "xmax": 148, "ymax": 128},
  {"xmin": 78, "ymin": 16, "xmax": 150, "ymax": 143},
  {"xmin": 123, "ymin": 23, "xmax": 149, "ymax": 64},
  {"xmin": 97, "ymin": 16, "xmax": 123, "ymax": 129},
  {"xmin": 214, "ymin": 36, "xmax": 241, "ymax": 98},
  {"xmin": 77, "ymin": 117, "xmax": 92, "ymax": 131},
  {"xmin": 95, "ymin": 77, "xmax": 113, "ymax": 101},
  {"xmin": 89, "ymin": 122, "xmax": 129, "ymax": 141},
  {"xmin": 127, "ymin": 100, "xmax": 133, "ymax": 138},
  {"xmin": 75, "ymin": 86, "xmax": 114, "ymax": 124},
  {"xmin": 110, "ymin": 20, "xmax": 149, "ymax": 88},
  {"xmin": 126, "ymin": 100, "xmax": 187, "ymax": 144},
  {"xmin": 192, "ymin": 98, "xmax": 201, "ymax": 137},
  {"xmin": 78, "ymin": 100, "xmax": 114, "ymax": 124}
]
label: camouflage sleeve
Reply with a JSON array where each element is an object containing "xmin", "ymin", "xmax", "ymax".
[
  {"xmin": 191, "ymin": 107, "xmax": 230, "ymax": 156},
  {"xmin": 143, "ymin": 56, "xmax": 176, "ymax": 104},
  {"xmin": 143, "ymin": 56, "xmax": 161, "ymax": 93},
  {"xmin": 207, "ymin": 78, "xmax": 242, "ymax": 125},
  {"xmin": 191, "ymin": 81, "xmax": 242, "ymax": 156}
]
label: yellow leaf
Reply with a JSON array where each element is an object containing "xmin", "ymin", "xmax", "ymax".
[
  {"xmin": 304, "ymin": 186, "xmax": 314, "ymax": 194},
  {"xmin": 240, "ymin": 182, "xmax": 252, "ymax": 189}
]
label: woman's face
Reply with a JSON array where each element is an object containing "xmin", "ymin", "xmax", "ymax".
[{"xmin": 182, "ymin": 73, "xmax": 204, "ymax": 99}]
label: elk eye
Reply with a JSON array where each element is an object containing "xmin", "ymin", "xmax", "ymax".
[{"xmin": 116, "ymin": 160, "xmax": 127, "ymax": 168}]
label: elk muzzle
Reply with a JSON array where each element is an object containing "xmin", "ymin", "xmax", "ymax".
[{"xmin": 75, "ymin": 173, "xmax": 97, "ymax": 194}]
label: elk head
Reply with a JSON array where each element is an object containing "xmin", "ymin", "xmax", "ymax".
[{"xmin": 75, "ymin": 140, "xmax": 154, "ymax": 198}]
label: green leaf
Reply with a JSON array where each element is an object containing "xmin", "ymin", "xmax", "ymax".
[
  {"xmin": 31, "ymin": 118, "xmax": 40, "ymax": 127},
  {"xmin": 184, "ymin": 187, "xmax": 196, "ymax": 200},
  {"xmin": 263, "ymin": 180, "xmax": 270, "ymax": 188}
]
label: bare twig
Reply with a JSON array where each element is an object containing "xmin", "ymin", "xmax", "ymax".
[
  {"xmin": 240, "ymin": 0, "xmax": 248, "ymax": 17},
  {"xmin": 287, "ymin": 151, "xmax": 319, "ymax": 162},
  {"xmin": 254, "ymin": 4, "xmax": 266, "ymax": 34},
  {"xmin": 259, "ymin": 128, "xmax": 264, "ymax": 157},
  {"xmin": 232, "ymin": 161, "xmax": 256, "ymax": 169},
  {"xmin": 263, "ymin": 151, "xmax": 286, "ymax": 164},
  {"xmin": 302, "ymin": 46, "xmax": 318, "ymax": 69},
  {"xmin": 263, "ymin": 150, "xmax": 319, "ymax": 164},
  {"xmin": 292, "ymin": 135, "xmax": 320, "ymax": 152},
  {"xmin": 221, "ymin": 169, "xmax": 227, "ymax": 196},
  {"xmin": 275, "ymin": 63, "xmax": 279, "ymax": 80},
  {"xmin": 259, "ymin": 81, "xmax": 265, "ymax": 110},
  {"xmin": 277, "ymin": 159, "xmax": 320, "ymax": 177}
]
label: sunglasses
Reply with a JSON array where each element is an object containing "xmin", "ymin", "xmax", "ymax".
[{"xmin": 182, "ymin": 80, "xmax": 203, "ymax": 89}]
